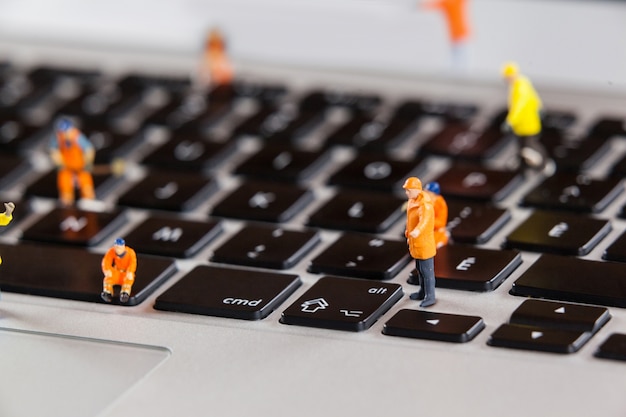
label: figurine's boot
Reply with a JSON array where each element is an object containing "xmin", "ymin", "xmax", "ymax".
[
  {"xmin": 101, "ymin": 291, "xmax": 113, "ymax": 303},
  {"xmin": 120, "ymin": 292, "xmax": 130, "ymax": 303},
  {"xmin": 409, "ymin": 272, "xmax": 425, "ymax": 300},
  {"xmin": 419, "ymin": 275, "xmax": 436, "ymax": 308}
]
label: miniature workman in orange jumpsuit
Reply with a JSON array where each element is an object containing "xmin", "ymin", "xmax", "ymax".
[
  {"xmin": 501, "ymin": 61, "xmax": 553, "ymax": 174},
  {"xmin": 49, "ymin": 118, "xmax": 95, "ymax": 206},
  {"xmin": 404, "ymin": 177, "xmax": 437, "ymax": 307},
  {"xmin": 0, "ymin": 201, "xmax": 15, "ymax": 265},
  {"xmin": 421, "ymin": 0, "xmax": 470, "ymax": 69},
  {"xmin": 197, "ymin": 28, "xmax": 234, "ymax": 87},
  {"xmin": 424, "ymin": 181, "xmax": 449, "ymax": 248},
  {"xmin": 101, "ymin": 238, "xmax": 137, "ymax": 304}
]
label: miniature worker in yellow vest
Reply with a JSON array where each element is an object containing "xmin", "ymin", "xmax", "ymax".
[
  {"xmin": 501, "ymin": 62, "xmax": 554, "ymax": 174},
  {"xmin": 101, "ymin": 238, "xmax": 137, "ymax": 304},
  {"xmin": 0, "ymin": 202, "xmax": 15, "ymax": 265}
]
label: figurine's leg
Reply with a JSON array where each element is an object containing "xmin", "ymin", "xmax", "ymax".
[
  {"xmin": 101, "ymin": 271, "xmax": 119, "ymax": 302},
  {"xmin": 409, "ymin": 261, "xmax": 426, "ymax": 300},
  {"xmin": 57, "ymin": 169, "xmax": 75, "ymax": 206},
  {"xmin": 77, "ymin": 171, "xmax": 95, "ymax": 200},
  {"xmin": 520, "ymin": 135, "xmax": 554, "ymax": 174},
  {"xmin": 417, "ymin": 258, "xmax": 436, "ymax": 308},
  {"xmin": 120, "ymin": 273, "xmax": 135, "ymax": 304}
]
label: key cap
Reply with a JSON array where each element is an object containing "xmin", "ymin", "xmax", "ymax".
[
  {"xmin": 487, "ymin": 323, "xmax": 591, "ymax": 354},
  {"xmin": 231, "ymin": 105, "xmax": 277, "ymax": 138},
  {"xmin": 299, "ymin": 90, "xmax": 381, "ymax": 113},
  {"xmin": 421, "ymin": 123, "xmax": 509, "ymax": 160},
  {"xmin": 154, "ymin": 265, "xmax": 301, "ymax": 320},
  {"xmin": 521, "ymin": 173, "xmax": 622, "ymax": 213},
  {"xmin": 308, "ymin": 233, "xmax": 411, "ymax": 280},
  {"xmin": 211, "ymin": 181, "xmax": 313, "ymax": 223},
  {"xmin": 434, "ymin": 165, "xmax": 523, "ymax": 202},
  {"xmin": 0, "ymin": 154, "xmax": 29, "ymax": 188},
  {"xmin": 409, "ymin": 244, "xmax": 522, "ymax": 291},
  {"xmin": 211, "ymin": 224, "xmax": 320, "ymax": 269},
  {"xmin": 233, "ymin": 104, "xmax": 323, "ymax": 142},
  {"xmin": 382, "ymin": 309, "xmax": 485, "ymax": 343},
  {"xmin": 124, "ymin": 216, "xmax": 222, "ymax": 258},
  {"xmin": 0, "ymin": 116, "xmax": 46, "ymax": 153},
  {"xmin": 328, "ymin": 154, "xmax": 425, "ymax": 192},
  {"xmin": 280, "ymin": 276, "xmax": 403, "ymax": 331},
  {"xmin": 540, "ymin": 129, "xmax": 610, "ymax": 172},
  {"xmin": 234, "ymin": 145, "xmax": 329, "ymax": 182},
  {"xmin": 25, "ymin": 170, "xmax": 118, "ymax": 201},
  {"xmin": 323, "ymin": 113, "xmax": 418, "ymax": 150},
  {"xmin": 588, "ymin": 117, "xmax": 626, "ymax": 139},
  {"xmin": 307, "ymin": 190, "xmax": 404, "ymax": 233},
  {"xmin": 503, "ymin": 210, "xmax": 611, "ymax": 256},
  {"xmin": 28, "ymin": 66, "xmax": 101, "ymax": 86},
  {"xmin": 143, "ymin": 93, "xmax": 230, "ymax": 130},
  {"xmin": 603, "ymin": 230, "xmax": 626, "ymax": 262},
  {"xmin": 594, "ymin": 333, "xmax": 626, "ymax": 361},
  {"xmin": 397, "ymin": 100, "xmax": 478, "ymax": 122},
  {"xmin": 208, "ymin": 81, "xmax": 287, "ymax": 104},
  {"xmin": 22, "ymin": 207, "xmax": 126, "ymax": 246},
  {"xmin": 509, "ymin": 299, "xmax": 610, "ymax": 334},
  {"xmin": 117, "ymin": 73, "xmax": 191, "ymax": 94},
  {"xmin": 57, "ymin": 85, "xmax": 141, "ymax": 123},
  {"xmin": 118, "ymin": 171, "xmax": 217, "ymax": 212},
  {"xmin": 446, "ymin": 200, "xmax": 511, "ymax": 244},
  {"xmin": 510, "ymin": 254, "xmax": 626, "ymax": 308},
  {"xmin": 141, "ymin": 134, "xmax": 236, "ymax": 172},
  {"xmin": 0, "ymin": 242, "xmax": 176, "ymax": 305}
]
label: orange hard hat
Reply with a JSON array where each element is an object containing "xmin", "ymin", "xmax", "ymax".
[{"xmin": 403, "ymin": 177, "xmax": 423, "ymax": 190}]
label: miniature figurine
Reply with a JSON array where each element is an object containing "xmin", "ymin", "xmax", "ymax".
[
  {"xmin": 501, "ymin": 61, "xmax": 554, "ymax": 174},
  {"xmin": 101, "ymin": 238, "xmax": 137, "ymax": 304},
  {"xmin": 421, "ymin": 0, "xmax": 470, "ymax": 70},
  {"xmin": 424, "ymin": 182, "xmax": 449, "ymax": 248},
  {"xmin": 404, "ymin": 177, "xmax": 437, "ymax": 307},
  {"xmin": 0, "ymin": 202, "xmax": 15, "ymax": 265},
  {"xmin": 49, "ymin": 118, "xmax": 95, "ymax": 206},
  {"xmin": 197, "ymin": 28, "xmax": 234, "ymax": 88}
]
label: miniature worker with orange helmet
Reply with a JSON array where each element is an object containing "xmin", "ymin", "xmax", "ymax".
[
  {"xmin": 404, "ymin": 177, "xmax": 437, "ymax": 307},
  {"xmin": 101, "ymin": 238, "xmax": 137, "ymax": 304},
  {"xmin": 424, "ymin": 181, "xmax": 449, "ymax": 248},
  {"xmin": 49, "ymin": 118, "xmax": 95, "ymax": 206},
  {"xmin": 501, "ymin": 61, "xmax": 554, "ymax": 174},
  {"xmin": 197, "ymin": 28, "xmax": 234, "ymax": 87},
  {"xmin": 0, "ymin": 201, "xmax": 15, "ymax": 265},
  {"xmin": 421, "ymin": 0, "xmax": 470, "ymax": 69}
]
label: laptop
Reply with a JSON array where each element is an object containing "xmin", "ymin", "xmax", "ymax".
[{"xmin": 1, "ymin": 1, "xmax": 626, "ymax": 416}]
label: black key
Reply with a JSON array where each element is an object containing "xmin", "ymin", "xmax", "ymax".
[
  {"xmin": 231, "ymin": 105, "xmax": 277, "ymax": 138},
  {"xmin": 211, "ymin": 181, "xmax": 313, "ymax": 223},
  {"xmin": 382, "ymin": 309, "xmax": 485, "ymax": 343},
  {"xmin": 595, "ymin": 333, "xmax": 626, "ymax": 361},
  {"xmin": 143, "ymin": 93, "xmax": 230, "ymax": 129},
  {"xmin": 0, "ymin": 154, "xmax": 29, "ymax": 188},
  {"xmin": 211, "ymin": 224, "xmax": 320, "ymax": 269},
  {"xmin": 503, "ymin": 210, "xmax": 611, "ymax": 256},
  {"xmin": 124, "ymin": 217, "xmax": 222, "ymax": 258},
  {"xmin": 487, "ymin": 323, "xmax": 591, "ymax": 354},
  {"xmin": 307, "ymin": 191, "xmax": 404, "ymax": 233},
  {"xmin": 25, "ymin": 170, "xmax": 118, "ymax": 201},
  {"xmin": 421, "ymin": 123, "xmax": 509, "ymax": 160},
  {"xmin": 446, "ymin": 200, "xmax": 511, "ymax": 244},
  {"xmin": 299, "ymin": 90, "xmax": 381, "ymax": 113},
  {"xmin": 85, "ymin": 128, "xmax": 142, "ymax": 164},
  {"xmin": 434, "ymin": 165, "xmax": 523, "ymax": 202},
  {"xmin": 141, "ymin": 134, "xmax": 236, "ymax": 171},
  {"xmin": 57, "ymin": 85, "xmax": 140, "ymax": 123},
  {"xmin": 154, "ymin": 265, "xmax": 301, "ymax": 320},
  {"xmin": 117, "ymin": 73, "xmax": 191, "ymax": 94},
  {"xmin": 509, "ymin": 299, "xmax": 610, "ymax": 334},
  {"xmin": 328, "ymin": 154, "xmax": 424, "ymax": 192},
  {"xmin": 118, "ymin": 171, "xmax": 217, "ymax": 212},
  {"xmin": 308, "ymin": 233, "xmax": 411, "ymax": 280},
  {"xmin": 521, "ymin": 173, "xmax": 622, "ymax": 213},
  {"xmin": 323, "ymin": 113, "xmax": 418, "ymax": 150},
  {"xmin": 0, "ymin": 116, "xmax": 46, "ymax": 153},
  {"xmin": 510, "ymin": 254, "xmax": 626, "ymax": 308},
  {"xmin": 397, "ymin": 100, "xmax": 478, "ymax": 121},
  {"xmin": 409, "ymin": 244, "xmax": 521, "ymax": 292},
  {"xmin": 234, "ymin": 145, "xmax": 329, "ymax": 182},
  {"xmin": 541, "ymin": 130, "xmax": 610, "ymax": 172},
  {"xmin": 280, "ymin": 276, "xmax": 402, "ymax": 331},
  {"xmin": 588, "ymin": 117, "xmax": 626, "ymax": 139},
  {"xmin": 0, "ymin": 242, "xmax": 176, "ymax": 305},
  {"xmin": 22, "ymin": 207, "xmax": 126, "ymax": 246},
  {"xmin": 28, "ymin": 66, "xmax": 100, "ymax": 86},
  {"xmin": 234, "ymin": 104, "xmax": 323, "ymax": 142},
  {"xmin": 207, "ymin": 82, "xmax": 287, "ymax": 104},
  {"xmin": 603, "ymin": 230, "xmax": 626, "ymax": 262}
]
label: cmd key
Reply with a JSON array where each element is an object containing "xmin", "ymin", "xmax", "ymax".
[
  {"xmin": 280, "ymin": 276, "xmax": 403, "ymax": 331},
  {"xmin": 154, "ymin": 265, "xmax": 301, "ymax": 320},
  {"xmin": 510, "ymin": 254, "xmax": 626, "ymax": 308}
]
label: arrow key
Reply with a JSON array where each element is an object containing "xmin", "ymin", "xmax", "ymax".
[
  {"xmin": 487, "ymin": 323, "xmax": 591, "ymax": 354},
  {"xmin": 509, "ymin": 299, "xmax": 610, "ymax": 334},
  {"xmin": 383, "ymin": 309, "xmax": 485, "ymax": 343}
]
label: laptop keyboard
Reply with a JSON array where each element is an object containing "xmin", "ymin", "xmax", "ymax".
[{"xmin": 2, "ymin": 61, "xmax": 626, "ymax": 359}]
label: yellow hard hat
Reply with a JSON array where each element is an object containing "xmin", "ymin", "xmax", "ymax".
[
  {"xmin": 501, "ymin": 61, "xmax": 519, "ymax": 78},
  {"xmin": 403, "ymin": 177, "xmax": 422, "ymax": 190}
]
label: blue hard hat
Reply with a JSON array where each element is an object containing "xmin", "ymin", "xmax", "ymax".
[
  {"xmin": 114, "ymin": 238, "xmax": 126, "ymax": 246},
  {"xmin": 424, "ymin": 181, "xmax": 441, "ymax": 195},
  {"xmin": 56, "ymin": 118, "xmax": 73, "ymax": 132}
]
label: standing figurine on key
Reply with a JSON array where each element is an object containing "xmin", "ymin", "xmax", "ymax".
[
  {"xmin": 501, "ymin": 62, "xmax": 554, "ymax": 174},
  {"xmin": 196, "ymin": 28, "xmax": 234, "ymax": 88},
  {"xmin": 49, "ymin": 118, "xmax": 96, "ymax": 206},
  {"xmin": 404, "ymin": 177, "xmax": 437, "ymax": 307},
  {"xmin": 0, "ymin": 202, "xmax": 15, "ymax": 265},
  {"xmin": 101, "ymin": 238, "xmax": 137, "ymax": 304}
]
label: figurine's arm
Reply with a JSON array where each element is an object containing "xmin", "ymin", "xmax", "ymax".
[{"xmin": 0, "ymin": 202, "xmax": 14, "ymax": 226}]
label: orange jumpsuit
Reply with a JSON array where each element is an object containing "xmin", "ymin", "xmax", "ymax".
[
  {"xmin": 426, "ymin": 191, "xmax": 450, "ymax": 248},
  {"xmin": 199, "ymin": 29, "xmax": 233, "ymax": 86},
  {"xmin": 101, "ymin": 245, "xmax": 137, "ymax": 296},
  {"xmin": 423, "ymin": 0, "xmax": 470, "ymax": 44},
  {"xmin": 50, "ymin": 128, "xmax": 95, "ymax": 205},
  {"xmin": 405, "ymin": 191, "xmax": 436, "ymax": 261}
]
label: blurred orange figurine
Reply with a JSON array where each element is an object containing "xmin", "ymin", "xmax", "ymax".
[
  {"xmin": 421, "ymin": 0, "xmax": 470, "ymax": 69},
  {"xmin": 424, "ymin": 182, "xmax": 450, "ymax": 248},
  {"xmin": 0, "ymin": 201, "xmax": 15, "ymax": 265},
  {"xmin": 101, "ymin": 238, "xmax": 137, "ymax": 304},
  {"xmin": 49, "ymin": 118, "xmax": 95, "ymax": 206},
  {"xmin": 198, "ymin": 28, "xmax": 234, "ymax": 87}
]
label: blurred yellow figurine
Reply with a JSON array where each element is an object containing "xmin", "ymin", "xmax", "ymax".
[
  {"xmin": 0, "ymin": 202, "xmax": 15, "ymax": 265},
  {"xmin": 197, "ymin": 28, "xmax": 234, "ymax": 87},
  {"xmin": 501, "ymin": 61, "xmax": 553, "ymax": 174}
]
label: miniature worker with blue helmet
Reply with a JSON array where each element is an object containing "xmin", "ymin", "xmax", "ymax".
[
  {"xmin": 424, "ymin": 181, "xmax": 450, "ymax": 248},
  {"xmin": 101, "ymin": 238, "xmax": 137, "ymax": 304}
]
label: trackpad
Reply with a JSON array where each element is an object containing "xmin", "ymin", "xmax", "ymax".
[{"xmin": 0, "ymin": 327, "xmax": 169, "ymax": 417}]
